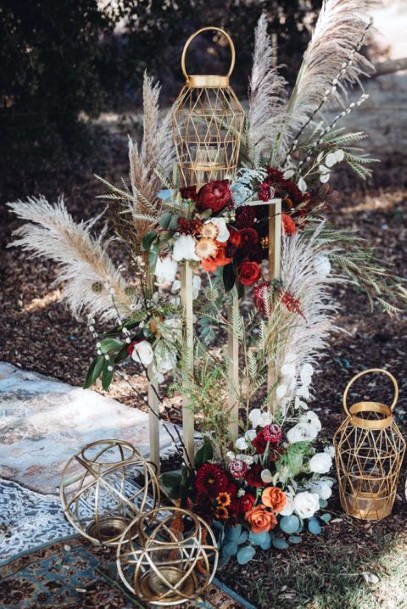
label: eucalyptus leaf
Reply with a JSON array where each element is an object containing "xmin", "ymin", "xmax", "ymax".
[
  {"xmin": 280, "ymin": 515, "xmax": 300, "ymax": 535},
  {"xmin": 308, "ymin": 517, "xmax": 322, "ymax": 535},
  {"xmin": 260, "ymin": 534, "xmax": 272, "ymax": 550},
  {"xmin": 222, "ymin": 541, "xmax": 238, "ymax": 557},
  {"xmin": 288, "ymin": 535, "xmax": 303, "ymax": 544},
  {"xmin": 249, "ymin": 531, "xmax": 269, "ymax": 546},
  {"xmin": 226, "ymin": 525, "xmax": 242, "ymax": 542},
  {"xmin": 320, "ymin": 513, "xmax": 332, "ymax": 524},
  {"xmin": 272, "ymin": 537, "xmax": 289, "ymax": 550},
  {"xmin": 159, "ymin": 211, "xmax": 172, "ymax": 229},
  {"xmin": 236, "ymin": 545, "xmax": 256, "ymax": 565}
]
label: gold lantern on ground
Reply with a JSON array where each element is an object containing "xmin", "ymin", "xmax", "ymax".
[
  {"xmin": 116, "ymin": 506, "xmax": 218, "ymax": 606},
  {"xmin": 334, "ymin": 369, "xmax": 406, "ymax": 521},
  {"xmin": 172, "ymin": 27, "xmax": 245, "ymax": 189},
  {"xmin": 60, "ymin": 439, "xmax": 160, "ymax": 545}
]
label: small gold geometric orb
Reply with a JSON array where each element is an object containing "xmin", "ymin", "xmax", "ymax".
[
  {"xmin": 116, "ymin": 506, "xmax": 219, "ymax": 606},
  {"xmin": 60, "ymin": 439, "xmax": 160, "ymax": 546}
]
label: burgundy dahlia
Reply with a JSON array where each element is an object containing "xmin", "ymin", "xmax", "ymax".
[{"xmin": 195, "ymin": 463, "xmax": 229, "ymax": 498}]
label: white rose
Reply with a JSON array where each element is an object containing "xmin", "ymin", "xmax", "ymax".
[
  {"xmin": 172, "ymin": 235, "xmax": 200, "ymax": 262},
  {"xmin": 309, "ymin": 452, "xmax": 332, "ymax": 474},
  {"xmin": 325, "ymin": 445, "xmax": 335, "ymax": 458},
  {"xmin": 280, "ymin": 494, "xmax": 294, "ymax": 516},
  {"xmin": 261, "ymin": 469, "xmax": 273, "ymax": 483},
  {"xmin": 245, "ymin": 429, "xmax": 256, "ymax": 442},
  {"xmin": 308, "ymin": 479, "xmax": 333, "ymax": 501},
  {"xmin": 248, "ymin": 408, "xmax": 262, "ymax": 428},
  {"xmin": 205, "ymin": 217, "xmax": 230, "ymax": 242},
  {"xmin": 155, "ymin": 255, "xmax": 178, "ymax": 285},
  {"xmin": 131, "ymin": 340, "xmax": 153, "ymax": 367},
  {"xmin": 235, "ymin": 437, "xmax": 248, "ymax": 450},
  {"xmin": 293, "ymin": 492, "xmax": 320, "ymax": 519}
]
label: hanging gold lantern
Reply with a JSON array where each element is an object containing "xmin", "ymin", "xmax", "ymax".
[
  {"xmin": 334, "ymin": 369, "xmax": 406, "ymax": 521},
  {"xmin": 172, "ymin": 27, "xmax": 245, "ymax": 189}
]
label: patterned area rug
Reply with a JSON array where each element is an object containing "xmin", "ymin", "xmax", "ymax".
[{"xmin": 0, "ymin": 537, "xmax": 252, "ymax": 609}]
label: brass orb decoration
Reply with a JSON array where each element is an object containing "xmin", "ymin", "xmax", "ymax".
[
  {"xmin": 60, "ymin": 439, "xmax": 160, "ymax": 545},
  {"xmin": 173, "ymin": 27, "xmax": 245, "ymax": 189},
  {"xmin": 116, "ymin": 506, "xmax": 219, "ymax": 606},
  {"xmin": 334, "ymin": 369, "xmax": 406, "ymax": 521}
]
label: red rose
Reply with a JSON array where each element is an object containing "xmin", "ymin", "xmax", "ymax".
[
  {"xmin": 282, "ymin": 213, "xmax": 297, "ymax": 236},
  {"xmin": 196, "ymin": 180, "xmax": 232, "ymax": 214},
  {"xmin": 237, "ymin": 261, "xmax": 261, "ymax": 286},
  {"xmin": 239, "ymin": 228, "xmax": 259, "ymax": 248},
  {"xmin": 252, "ymin": 429, "xmax": 268, "ymax": 454},
  {"xmin": 246, "ymin": 464, "xmax": 263, "ymax": 488},
  {"xmin": 237, "ymin": 493, "xmax": 255, "ymax": 514},
  {"xmin": 180, "ymin": 186, "xmax": 197, "ymax": 201}
]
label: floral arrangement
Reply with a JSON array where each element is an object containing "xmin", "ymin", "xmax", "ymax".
[{"xmin": 8, "ymin": 0, "xmax": 406, "ymax": 568}]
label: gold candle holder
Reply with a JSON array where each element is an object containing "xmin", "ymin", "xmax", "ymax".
[
  {"xmin": 334, "ymin": 369, "xmax": 406, "ymax": 521},
  {"xmin": 60, "ymin": 439, "xmax": 160, "ymax": 545},
  {"xmin": 116, "ymin": 506, "xmax": 218, "ymax": 606}
]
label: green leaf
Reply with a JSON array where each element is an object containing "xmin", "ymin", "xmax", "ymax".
[
  {"xmin": 159, "ymin": 211, "xmax": 173, "ymax": 229},
  {"xmin": 83, "ymin": 355, "xmax": 104, "ymax": 388},
  {"xmin": 115, "ymin": 344, "xmax": 130, "ymax": 363},
  {"xmin": 99, "ymin": 338, "xmax": 124, "ymax": 354},
  {"xmin": 101, "ymin": 364, "xmax": 114, "ymax": 390},
  {"xmin": 223, "ymin": 263, "xmax": 236, "ymax": 292},
  {"xmin": 161, "ymin": 471, "xmax": 182, "ymax": 498},
  {"xmin": 141, "ymin": 230, "xmax": 157, "ymax": 251},
  {"xmin": 320, "ymin": 513, "xmax": 332, "ymax": 524},
  {"xmin": 236, "ymin": 280, "xmax": 244, "ymax": 300},
  {"xmin": 168, "ymin": 214, "xmax": 180, "ymax": 230},
  {"xmin": 148, "ymin": 241, "xmax": 159, "ymax": 271},
  {"xmin": 194, "ymin": 436, "xmax": 214, "ymax": 468}
]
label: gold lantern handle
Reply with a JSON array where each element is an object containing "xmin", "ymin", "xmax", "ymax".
[
  {"xmin": 343, "ymin": 368, "xmax": 399, "ymax": 416},
  {"xmin": 181, "ymin": 26, "xmax": 236, "ymax": 82}
]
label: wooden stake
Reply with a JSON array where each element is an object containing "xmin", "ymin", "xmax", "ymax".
[
  {"xmin": 267, "ymin": 199, "xmax": 282, "ymax": 414},
  {"xmin": 227, "ymin": 291, "xmax": 239, "ymax": 440},
  {"xmin": 147, "ymin": 364, "xmax": 160, "ymax": 473},
  {"xmin": 180, "ymin": 262, "xmax": 195, "ymax": 465}
]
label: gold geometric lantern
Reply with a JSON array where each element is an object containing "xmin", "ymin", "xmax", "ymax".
[
  {"xmin": 172, "ymin": 26, "xmax": 245, "ymax": 189},
  {"xmin": 116, "ymin": 506, "xmax": 218, "ymax": 606},
  {"xmin": 60, "ymin": 439, "xmax": 160, "ymax": 545},
  {"xmin": 334, "ymin": 369, "xmax": 406, "ymax": 521}
]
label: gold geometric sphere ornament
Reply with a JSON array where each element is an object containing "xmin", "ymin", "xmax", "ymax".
[
  {"xmin": 334, "ymin": 369, "xmax": 406, "ymax": 521},
  {"xmin": 60, "ymin": 439, "xmax": 160, "ymax": 545},
  {"xmin": 173, "ymin": 27, "xmax": 245, "ymax": 189},
  {"xmin": 116, "ymin": 506, "xmax": 219, "ymax": 606}
]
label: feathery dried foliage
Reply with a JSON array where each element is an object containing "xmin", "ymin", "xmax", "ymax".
[
  {"xmin": 244, "ymin": 14, "xmax": 287, "ymax": 165},
  {"xmin": 273, "ymin": 0, "xmax": 375, "ymax": 162},
  {"xmin": 8, "ymin": 196, "xmax": 134, "ymax": 321},
  {"xmin": 105, "ymin": 72, "xmax": 175, "ymax": 251}
]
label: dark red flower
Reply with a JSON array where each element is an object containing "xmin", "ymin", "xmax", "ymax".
[
  {"xmin": 258, "ymin": 182, "xmax": 271, "ymax": 202},
  {"xmin": 266, "ymin": 167, "xmax": 285, "ymax": 183},
  {"xmin": 246, "ymin": 464, "xmax": 263, "ymax": 488},
  {"xmin": 254, "ymin": 280, "xmax": 271, "ymax": 317},
  {"xmin": 237, "ymin": 493, "xmax": 256, "ymax": 514},
  {"xmin": 252, "ymin": 429, "xmax": 268, "ymax": 454},
  {"xmin": 239, "ymin": 228, "xmax": 259, "ymax": 248},
  {"xmin": 180, "ymin": 186, "xmax": 197, "ymax": 201},
  {"xmin": 282, "ymin": 213, "xmax": 297, "ymax": 236},
  {"xmin": 235, "ymin": 206, "xmax": 256, "ymax": 229},
  {"xmin": 237, "ymin": 261, "xmax": 261, "ymax": 286},
  {"xmin": 195, "ymin": 463, "xmax": 229, "ymax": 498},
  {"xmin": 263, "ymin": 423, "xmax": 282, "ymax": 444},
  {"xmin": 243, "ymin": 244, "xmax": 264, "ymax": 264},
  {"xmin": 196, "ymin": 180, "xmax": 232, "ymax": 214},
  {"xmin": 177, "ymin": 217, "xmax": 203, "ymax": 236}
]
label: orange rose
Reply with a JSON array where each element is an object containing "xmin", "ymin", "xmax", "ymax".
[
  {"xmin": 262, "ymin": 486, "xmax": 287, "ymax": 513},
  {"xmin": 245, "ymin": 505, "xmax": 277, "ymax": 534}
]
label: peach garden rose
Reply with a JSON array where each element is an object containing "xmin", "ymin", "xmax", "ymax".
[
  {"xmin": 262, "ymin": 486, "xmax": 287, "ymax": 513},
  {"xmin": 245, "ymin": 505, "xmax": 277, "ymax": 534}
]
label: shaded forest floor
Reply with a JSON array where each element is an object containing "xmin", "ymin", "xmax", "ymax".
[{"xmin": 0, "ymin": 122, "xmax": 406, "ymax": 609}]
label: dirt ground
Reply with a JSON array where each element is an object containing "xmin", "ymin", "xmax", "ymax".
[{"xmin": 0, "ymin": 123, "xmax": 406, "ymax": 609}]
